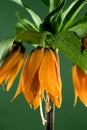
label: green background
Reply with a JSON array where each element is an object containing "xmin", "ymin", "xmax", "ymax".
[{"xmin": 0, "ymin": 0, "xmax": 87, "ymax": 130}]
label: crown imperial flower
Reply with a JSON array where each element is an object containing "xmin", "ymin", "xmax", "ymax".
[
  {"xmin": 72, "ymin": 38, "xmax": 87, "ymax": 106},
  {"xmin": 12, "ymin": 47, "xmax": 62, "ymax": 124},
  {"xmin": 0, "ymin": 42, "xmax": 25, "ymax": 91}
]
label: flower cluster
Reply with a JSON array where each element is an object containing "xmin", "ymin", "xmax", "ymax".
[
  {"xmin": 0, "ymin": 38, "xmax": 87, "ymax": 108},
  {"xmin": 0, "ymin": 38, "xmax": 87, "ymax": 124}
]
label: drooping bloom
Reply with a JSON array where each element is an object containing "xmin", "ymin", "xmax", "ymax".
[
  {"xmin": 72, "ymin": 38, "xmax": 87, "ymax": 106},
  {"xmin": 72, "ymin": 65, "xmax": 87, "ymax": 106},
  {"xmin": 12, "ymin": 47, "xmax": 62, "ymax": 110},
  {"xmin": 0, "ymin": 42, "xmax": 25, "ymax": 91}
]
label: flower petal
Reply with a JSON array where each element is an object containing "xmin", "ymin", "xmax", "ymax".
[
  {"xmin": 22, "ymin": 47, "xmax": 44, "ymax": 104},
  {"xmin": 39, "ymin": 48, "xmax": 62, "ymax": 104},
  {"xmin": 23, "ymin": 71, "xmax": 40, "ymax": 105},
  {"xmin": 11, "ymin": 74, "xmax": 22, "ymax": 101},
  {"xmin": 0, "ymin": 50, "xmax": 20, "ymax": 83},
  {"xmin": 13, "ymin": 47, "xmax": 44, "ymax": 107},
  {"xmin": 0, "ymin": 43, "xmax": 25, "ymax": 85},
  {"xmin": 49, "ymin": 94, "xmax": 62, "ymax": 108},
  {"xmin": 5, "ymin": 52, "xmax": 25, "ymax": 91},
  {"xmin": 53, "ymin": 50, "xmax": 62, "ymax": 88},
  {"xmin": 32, "ymin": 88, "xmax": 44, "ymax": 109},
  {"xmin": 32, "ymin": 94, "xmax": 40, "ymax": 109},
  {"xmin": 82, "ymin": 38, "xmax": 87, "ymax": 49},
  {"xmin": 72, "ymin": 65, "xmax": 87, "ymax": 106}
]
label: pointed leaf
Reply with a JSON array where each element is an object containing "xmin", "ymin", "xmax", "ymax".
[
  {"xmin": 15, "ymin": 18, "xmax": 38, "ymax": 34},
  {"xmin": 0, "ymin": 38, "xmax": 14, "ymax": 66},
  {"xmin": 47, "ymin": 31, "xmax": 87, "ymax": 72},
  {"xmin": 69, "ymin": 12, "xmax": 87, "ymax": 27},
  {"xmin": 16, "ymin": 31, "xmax": 41, "ymax": 45},
  {"xmin": 50, "ymin": 0, "xmax": 65, "ymax": 33},
  {"xmin": 15, "ymin": 11, "xmax": 38, "ymax": 32},
  {"xmin": 62, "ymin": 0, "xmax": 78, "ymax": 22},
  {"xmin": 69, "ymin": 23, "xmax": 87, "ymax": 38},
  {"xmin": 61, "ymin": 0, "xmax": 87, "ymax": 30},
  {"xmin": 49, "ymin": 0, "xmax": 64, "ymax": 12},
  {"xmin": 59, "ymin": 0, "xmax": 78, "ymax": 30},
  {"xmin": 41, "ymin": 0, "xmax": 65, "ymax": 33},
  {"xmin": 41, "ymin": 0, "xmax": 49, "ymax": 6},
  {"xmin": 11, "ymin": 0, "xmax": 42, "ymax": 29},
  {"xmin": 68, "ymin": 13, "xmax": 87, "ymax": 38}
]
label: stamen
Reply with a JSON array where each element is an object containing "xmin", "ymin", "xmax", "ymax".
[
  {"xmin": 43, "ymin": 93, "xmax": 51, "ymax": 112},
  {"xmin": 74, "ymin": 95, "xmax": 77, "ymax": 106},
  {"xmin": 30, "ymin": 104, "xmax": 32, "ymax": 109},
  {"xmin": 46, "ymin": 94, "xmax": 51, "ymax": 112},
  {"xmin": 40, "ymin": 99, "xmax": 47, "ymax": 125},
  {"xmin": 85, "ymin": 104, "xmax": 87, "ymax": 107},
  {"xmin": 46, "ymin": 102, "xmax": 51, "ymax": 112}
]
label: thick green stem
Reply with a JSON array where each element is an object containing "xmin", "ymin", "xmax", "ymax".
[{"xmin": 45, "ymin": 99, "xmax": 55, "ymax": 130}]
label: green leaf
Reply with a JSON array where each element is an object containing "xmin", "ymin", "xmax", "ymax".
[
  {"xmin": 47, "ymin": 31, "xmax": 87, "ymax": 72},
  {"xmin": 15, "ymin": 18, "xmax": 38, "ymax": 34},
  {"xmin": 69, "ymin": 12, "xmax": 87, "ymax": 28},
  {"xmin": 41, "ymin": 0, "xmax": 49, "ymax": 6},
  {"xmin": 41, "ymin": 0, "xmax": 64, "ymax": 11},
  {"xmin": 61, "ymin": 0, "xmax": 87, "ymax": 30},
  {"xmin": 50, "ymin": 0, "xmax": 65, "ymax": 33},
  {"xmin": 15, "ymin": 31, "xmax": 41, "ymax": 45},
  {"xmin": 69, "ymin": 23, "xmax": 87, "ymax": 38},
  {"xmin": 68, "ymin": 13, "xmax": 87, "ymax": 38},
  {"xmin": 41, "ymin": 0, "xmax": 65, "ymax": 33},
  {"xmin": 49, "ymin": 0, "xmax": 64, "ymax": 12},
  {"xmin": 15, "ymin": 11, "xmax": 38, "ymax": 32},
  {"xmin": 62, "ymin": 0, "xmax": 77, "ymax": 19},
  {"xmin": 58, "ymin": 0, "xmax": 77, "ymax": 30},
  {"xmin": 0, "ymin": 38, "xmax": 14, "ymax": 66},
  {"xmin": 11, "ymin": 0, "xmax": 42, "ymax": 29}
]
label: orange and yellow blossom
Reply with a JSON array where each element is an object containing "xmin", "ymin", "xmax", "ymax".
[
  {"xmin": 72, "ymin": 38, "xmax": 87, "ymax": 106},
  {"xmin": 72, "ymin": 65, "xmax": 87, "ymax": 106},
  {"xmin": 0, "ymin": 42, "xmax": 25, "ymax": 91},
  {"xmin": 12, "ymin": 47, "xmax": 62, "ymax": 124}
]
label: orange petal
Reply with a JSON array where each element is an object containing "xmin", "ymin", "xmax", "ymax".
[
  {"xmin": 13, "ymin": 47, "xmax": 44, "ymax": 106},
  {"xmin": 53, "ymin": 50, "xmax": 62, "ymax": 88},
  {"xmin": 12, "ymin": 53, "xmax": 31, "ymax": 101},
  {"xmin": 49, "ymin": 94, "xmax": 62, "ymax": 108},
  {"xmin": 0, "ymin": 49, "xmax": 20, "ymax": 76},
  {"xmin": 39, "ymin": 48, "xmax": 62, "ymax": 101},
  {"xmin": 82, "ymin": 38, "xmax": 87, "ymax": 49},
  {"xmin": 72, "ymin": 65, "xmax": 79, "ymax": 105},
  {"xmin": 72, "ymin": 65, "xmax": 87, "ymax": 106},
  {"xmin": 26, "ymin": 47, "xmax": 44, "ymax": 84},
  {"xmin": 0, "ymin": 46, "xmax": 24, "ymax": 84},
  {"xmin": 32, "ymin": 89, "xmax": 44, "ymax": 109},
  {"xmin": 5, "ymin": 52, "xmax": 25, "ymax": 91},
  {"xmin": 11, "ymin": 74, "xmax": 22, "ymax": 101},
  {"xmin": 32, "ymin": 94, "xmax": 40, "ymax": 109},
  {"xmin": 22, "ymin": 71, "xmax": 40, "ymax": 106}
]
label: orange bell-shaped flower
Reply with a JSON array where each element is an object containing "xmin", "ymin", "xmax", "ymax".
[
  {"xmin": 72, "ymin": 65, "xmax": 87, "ymax": 106},
  {"xmin": 0, "ymin": 42, "xmax": 25, "ymax": 91},
  {"xmin": 13, "ymin": 47, "xmax": 62, "ymax": 109},
  {"xmin": 72, "ymin": 38, "xmax": 87, "ymax": 106}
]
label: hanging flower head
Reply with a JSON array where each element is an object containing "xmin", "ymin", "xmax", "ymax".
[
  {"xmin": 12, "ymin": 46, "xmax": 62, "ymax": 124},
  {"xmin": 0, "ymin": 42, "xmax": 25, "ymax": 91},
  {"xmin": 72, "ymin": 38, "xmax": 87, "ymax": 106}
]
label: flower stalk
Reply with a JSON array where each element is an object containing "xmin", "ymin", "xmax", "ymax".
[{"xmin": 45, "ymin": 99, "xmax": 55, "ymax": 130}]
